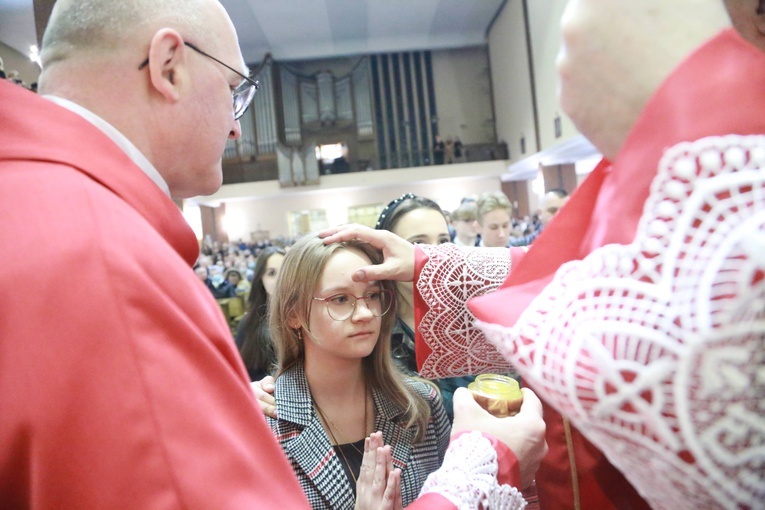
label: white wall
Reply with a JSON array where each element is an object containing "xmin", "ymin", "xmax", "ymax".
[
  {"xmin": 526, "ymin": 0, "xmax": 578, "ymax": 149},
  {"xmin": 431, "ymin": 46, "xmax": 495, "ymax": 144},
  {"xmin": 489, "ymin": 0, "xmax": 580, "ymax": 160},
  {"xmin": 487, "ymin": 0, "xmax": 536, "ymax": 162},
  {"xmin": 0, "ymin": 41, "xmax": 39, "ymax": 85},
  {"xmin": 192, "ymin": 160, "xmax": 508, "ymax": 240},
  {"xmin": 193, "ymin": 2, "xmax": 601, "ymax": 242}
]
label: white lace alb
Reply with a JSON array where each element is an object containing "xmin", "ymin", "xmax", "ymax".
[
  {"xmin": 419, "ymin": 431, "xmax": 526, "ymax": 510},
  {"xmin": 417, "ymin": 244, "xmax": 514, "ymax": 377},
  {"xmin": 416, "ymin": 134, "xmax": 765, "ymax": 509},
  {"xmin": 488, "ymin": 135, "xmax": 765, "ymax": 509}
]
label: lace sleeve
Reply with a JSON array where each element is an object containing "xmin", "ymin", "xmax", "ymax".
[
  {"xmin": 415, "ymin": 244, "xmax": 514, "ymax": 378},
  {"xmin": 419, "ymin": 431, "xmax": 526, "ymax": 510},
  {"xmin": 479, "ymin": 134, "xmax": 765, "ymax": 509}
]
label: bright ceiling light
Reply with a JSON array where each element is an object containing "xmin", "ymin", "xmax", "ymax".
[{"xmin": 29, "ymin": 45, "xmax": 41, "ymax": 67}]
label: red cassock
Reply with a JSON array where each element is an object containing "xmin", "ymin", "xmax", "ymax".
[
  {"xmin": 0, "ymin": 81, "xmax": 520, "ymax": 510},
  {"xmin": 414, "ymin": 29, "xmax": 765, "ymax": 510},
  {"xmin": 0, "ymin": 81, "xmax": 311, "ymax": 509}
]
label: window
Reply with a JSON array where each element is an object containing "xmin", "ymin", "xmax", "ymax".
[{"xmin": 315, "ymin": 143, "xmax": 345, "ymax": 164}]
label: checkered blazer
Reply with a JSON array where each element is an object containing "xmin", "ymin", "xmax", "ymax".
[{"xmin": 266, "ymin": 362, "xmax": 450, "ymax": 509}]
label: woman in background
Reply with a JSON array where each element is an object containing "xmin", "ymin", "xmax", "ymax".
[
  {"xmin": 375, "ymin": 193, "xmax": 478, "ymax": 422},
  {"xmin": 235, "ymin": 246, "xmax": 286, "ymax": 381}
]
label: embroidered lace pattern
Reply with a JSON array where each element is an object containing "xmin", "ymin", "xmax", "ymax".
[
  {"xmin": 477, "ymin": 135, "xmax": 765, "ymax": 509},
  {"xmin": 419, "ymin": 431, "xmax": 527, "ymax": 510},
  {"xmin": 417, "ymin": 244, "xmax": 513, "ymax": 378}
]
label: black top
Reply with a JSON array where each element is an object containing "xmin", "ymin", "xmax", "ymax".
[
  {"xmin": 334, "ymin": 439, "xmax": 365, "ymax": 495},
  {"xmin": 391, "ymin": 318, "xmax": 418, "ymax": 375}
]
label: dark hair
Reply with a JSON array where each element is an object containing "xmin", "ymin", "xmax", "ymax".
[
  {"xmin": 225, "ymin": 268, "xmax": 243, "ymax": 280},
  {"xmin": 758, "ymin": 0, "xmax": 764, "ymax": 15},
  {"xmin": 375, "ymin": 193, "xmax": 446, "ymax": 232},
  {"xmin": 236, "ymin": 246, "xmax": 286, "ymax": 381}
]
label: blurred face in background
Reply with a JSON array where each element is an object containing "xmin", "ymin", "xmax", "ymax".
[
  {"xmin": 391, "ymin": 208, "xmax": 451, "ymax": 246},
  {"xmin": 452, "ymin": 218, "xmax": 478, "ymax": 243},
  {"xmin": 389, "ymin": 207, "xmax": 451, "ymax": 305},
  {"xmin": 261, "ymin": 253, "xmax": 285, "ymax": 296},
  {"xmin": 478, "ymin": 209, "xmax": 512, "ymax": 247},
  {"xmin": 194, "ymin": 266, "xmax": 208, "ymax": 281},
  {"xmin": 540, "ymin": 193, "xmax": 570, "ymax": 227}
]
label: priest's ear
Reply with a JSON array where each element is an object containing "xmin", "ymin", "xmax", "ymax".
[{"xmin": 144, "ymin": 28, "xmax": 187, "ymax": 102}]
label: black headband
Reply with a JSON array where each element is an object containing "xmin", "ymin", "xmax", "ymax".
[{"xmin": 375, "ymin": 193, "xmax": 417, "ymax": 230}]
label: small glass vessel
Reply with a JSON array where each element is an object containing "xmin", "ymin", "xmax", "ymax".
[{"xmin": 468, "ymin": 374, "xmax": 524, "ymax": 417}]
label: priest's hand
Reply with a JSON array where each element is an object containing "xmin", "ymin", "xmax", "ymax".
[
  {"xmin": 319, "ymin": 224, "xmax": 415, "ymax": 284},
  {"xmin": 451, "ymin": 387, "xmax": 548, "ymax": 489}
]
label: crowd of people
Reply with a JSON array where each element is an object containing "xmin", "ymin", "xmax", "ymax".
[
  {"xmin": 194, "ymin": 191, "xmax": 551, "ymax": 308},
  {"xmin": 192, "ymin": 236, "xmax": 291, "ymax": 295},
  {"xmin": 445, "ymin": 192, "xmax": 554, "ymax": 249},
  {"xmin": 2, "ymin": 0, "xmax": 762, "ymax": 508}
]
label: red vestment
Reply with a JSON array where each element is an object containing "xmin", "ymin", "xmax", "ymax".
[
  {"xmin": 0, "ymin": 81, "xmax": 521, "ymax": 510},
  {"xmin": 0, "ymin": 81, "xmax": 310, "ymax": 509},
  {"xmin": 414, "ymin": 29, "xmax": 765, "ymax": 509}
]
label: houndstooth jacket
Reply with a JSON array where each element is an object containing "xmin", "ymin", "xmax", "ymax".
[{"xmin": 266, "ymin": 362, "xmax": 451, "ymax": 509}]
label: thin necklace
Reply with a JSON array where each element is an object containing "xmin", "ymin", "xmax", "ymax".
[
  {"xmin": 314, "ymin": 391, "xmax": 369, "ymax": 454},
  {"xmin": 314, "ymin": 388, "xmax": 370, "ymax": 483}
]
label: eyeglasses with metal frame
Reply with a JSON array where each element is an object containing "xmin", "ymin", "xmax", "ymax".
[
  {"xmin": 312, "ymin": 289, "xmax": 394, "ymax": 321},
  {"xmin": 138, "ymin": 41, "xmax": 259, "ymax": 120}
]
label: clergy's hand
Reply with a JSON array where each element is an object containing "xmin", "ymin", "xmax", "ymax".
[
  {"xmin": 319, "ymin": 224, "xmax": 415, "ymax": 284},
  {"xmin": 250, "ymin": 375, "xmax": 277, "ymax": 418},
  {"xmin": 451, "ymin": 387, "xmax": 548, "ymax": 489},
  {"xmin": 355, "ymin": 432, "xmax": 403, "ymax": 510}
]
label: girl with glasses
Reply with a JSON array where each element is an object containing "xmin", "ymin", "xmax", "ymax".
[{"xmin": 266, "ymin": 234, "xmax": 450, "ymax": 509}]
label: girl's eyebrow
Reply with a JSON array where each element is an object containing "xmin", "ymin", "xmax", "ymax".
[{"xmin": 319, "ymin": 282, "xmax": 381, "ymax": 295}]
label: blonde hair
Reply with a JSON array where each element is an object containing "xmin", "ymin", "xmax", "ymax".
[
  {"xmin": 452, "ymin": 201, "xmax": 478, "ymax": 222},
  {"xmin": 269, "ymin": 234, "xmax": 432, "ymax": 442},
  {"xmin": 476, "ymin": 191, "xmax": 512, "ymax": 224}
]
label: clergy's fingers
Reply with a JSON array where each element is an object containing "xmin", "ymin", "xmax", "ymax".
[
  {"xmin": 250, "ymin": 376, "xmax": 276, "ymax": 418},
  {"xmin": 452, "ymin": 387, "xmax": 548, "ymax": 489},
  {"xmin": 318, "ymin": 224, "xmax": 386, "ymax": 249},
  {"xmin": 517, "ymin": 387, "xmax": 543, "ymax": 416},
  {"xmin": 319, "ymin": 225, "xmax": 415, "ymax": 283}
]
